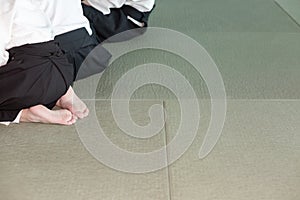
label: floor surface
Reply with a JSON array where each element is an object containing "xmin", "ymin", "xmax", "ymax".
[{"xmin": 1, "ymin": 0, "xmax": 300, "ymax": 199}]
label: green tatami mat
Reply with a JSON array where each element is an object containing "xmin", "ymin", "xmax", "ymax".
[
  {"xmin": 151, "ymin": 0, "xmax": 300, "ymax": 32},
  {"xmin": 81, "ymin": 32, "xmax": 300, "ymax": 100},
  {"xmin": 0, "ymin": 100, "xmax": 170, "ymax": 200},
  {"xmin": 164, "ymin": 99, "xmax": 300, "ymax": 200},
  {"xmin": 276, "ymin": 0, "xmax": 300, "ymax": 26}
]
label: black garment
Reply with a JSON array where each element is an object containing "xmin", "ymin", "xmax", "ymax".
[
  {"xmin": 54, "ymin": 28, "xmax": 111, "ymax": 81},
  {"xmin": 0, "ymin": 41, "xmax": 73, "ymax": 122},
  {"xmin": 82, "ymin": 4, "xmax": 154, "ymax": 43}
]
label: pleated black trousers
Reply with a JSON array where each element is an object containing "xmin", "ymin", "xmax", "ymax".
[
  {"xmin": 0, "ymin": 41, "xmax": 73, "ymax": 122},
  {"xmin": 82, "ymin": 4, "xmax": 154, "ymax": 43},
  {"xmin": 54, "ymin": 28, "xmax": 112, "ymax": 81}
]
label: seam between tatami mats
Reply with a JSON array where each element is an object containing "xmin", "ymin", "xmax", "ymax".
[
  {"xmin": 81, "ymin": 99, "xmax": 300, "ymax": 101},
  {"xmin": 163, "ymin": 100, "xmax": 173, "ymax": 200},
  {"xmin": 274, "ymin": 0, "xmax": 300, "ymax": 28},
  {"xmin": 85, "ymin": 98, "xmax": 172, "ymax": 199},
  {"xmin": 224, "ymin": 99, "xmax": 300, "ymax": 101}
]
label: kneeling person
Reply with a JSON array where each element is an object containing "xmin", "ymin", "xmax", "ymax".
[{"xmin": 0, "ymin": 0, "xmax": 90, "ymax": 125}]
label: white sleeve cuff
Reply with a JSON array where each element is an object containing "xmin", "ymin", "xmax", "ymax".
[
  {"xmin": 124, "ymin": 0, "xmax": 155, "ymax": 12},
  {"xmin": 0, "ymin": 50, "xmax": 9, "ymax": 67},
  {"xmin": 127, "ymin": 15, "xmax": 145, "ymax": 27}
]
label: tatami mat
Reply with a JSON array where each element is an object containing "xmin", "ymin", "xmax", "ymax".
[
  {"xmin": 152, "ymin": 0, "xmax": 300, "ymax": 33},
  {"xmin": 164, "ymin": 100, "xmax": 300, "ymax": 200},
  {"xmin": 0, "ymin": 0, "xmax": 300, "ymax": 199},
  {"xmin": 276, "ymin": 0, "xmax": 300, "ymax": 26},
  {"xmin": 0, "ymin": 101, "xmax": 170, "ymax": 200},
  {"xmin": 92, "ymin": 32, "xmax": 300, "ymax": 100}
]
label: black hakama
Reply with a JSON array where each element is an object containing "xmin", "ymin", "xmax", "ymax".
[
  {"xmin": 54, "ymin": 28, "xmax": 112, "ymax": 81},
  {"xmin": 0, "ymin": 41, "xmax": 73, "ymax": 122},
  {"xmin": 82, "ymin": 4, "xmax": 154, "ymax": 43}
]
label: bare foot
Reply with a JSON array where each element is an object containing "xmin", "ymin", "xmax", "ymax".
[
  {"xmin": 20, "ymin": 105, "xmax": 77, "ymax": 125},
  {"xmin": 56, "ymin": 87, "xmax": 89, "ymax": 119}
]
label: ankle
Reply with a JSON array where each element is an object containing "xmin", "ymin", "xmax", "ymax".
[{"xmin": 20, "ymin": 109, "xmax": 29, "ymax": 122}]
